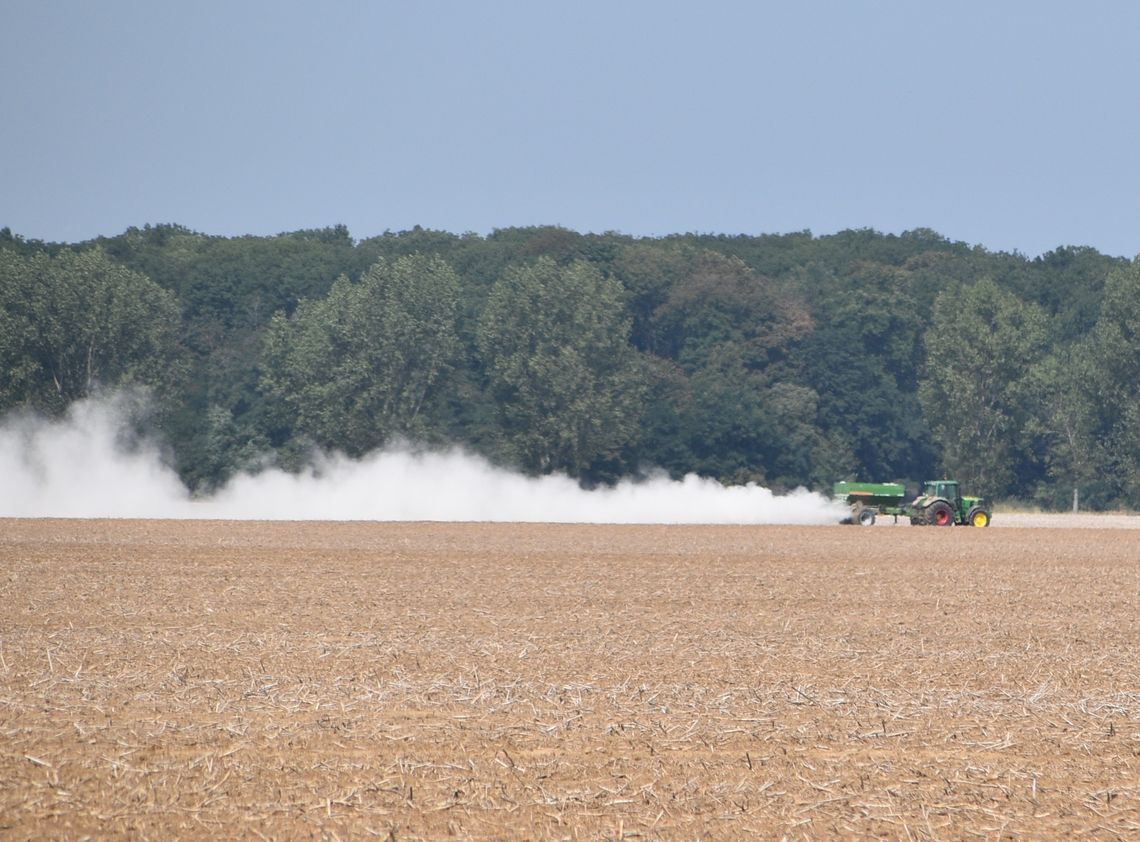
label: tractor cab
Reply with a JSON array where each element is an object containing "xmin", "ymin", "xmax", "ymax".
[{"xmin": 922, "ymin": 480, "xmax": 960, "ymax": 508}]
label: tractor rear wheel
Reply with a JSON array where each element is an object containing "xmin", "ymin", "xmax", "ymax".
[{"xmin": 927, "ymin": 500, "xmax": 954, "ymax": 526}]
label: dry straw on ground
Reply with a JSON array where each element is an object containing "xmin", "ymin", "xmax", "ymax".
[{"xmin": 1, "ymin": 518, "xmax": 1138, "ymax": 839}]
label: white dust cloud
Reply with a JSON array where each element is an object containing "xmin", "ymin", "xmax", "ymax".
[{"xmin": 0, "ymin": 397, "xmax": 846, "ymax": 524}]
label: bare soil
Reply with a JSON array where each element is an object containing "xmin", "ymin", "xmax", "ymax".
[
  {"xmin": 1, "ymin": 518, "xmax": 1138, "ymax": 840},
  {"xmin": 995, "ymin": 512, "xmax": 1140, "ymax": 529}
]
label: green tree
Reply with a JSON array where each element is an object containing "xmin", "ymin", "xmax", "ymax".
[
  {"xmin": 476, "ymin": 258, "xmax": 646, "ymax": 477},
  {"xmin": 653, "ymin": 251, "xmax": 811, "ymax": 371},
  {"xmin": 680, "ymin": 344, "xmax": 775, "ymax": 483},
  {"xmin": 918, "ymin": 279, "xmax": 1050, "ymax": 496},
  {"xmin": 1020, "ymin": 246, "xmax": 1124, "ymax": 341},
  {"xmin": 662, "ymin": 343, "xmax": 834, "ymax": 490},
  {"xmin": 0, "ymin": 248, "xmax": 182, "ymax": 414},
  {"xmin": 608, "ymin": 243, "xmax": 690, "ymax": 354},
  {"xmin": 260, "ymin": 255, "xmax": 460, "ymax": 455},
  {"xmin": 792, "ymin": 261, "xmax": 936, "ymax": 484},
  {"xmin": 1057, "ymin": 261, "xmax": 1140, "ymax": 506},
  {"xmin": 1028, "ymin": 348, "xmax": 1104, "ymax": 508}
]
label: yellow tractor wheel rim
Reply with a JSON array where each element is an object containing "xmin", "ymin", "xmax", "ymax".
[{"xmin": 972, "ymin": 512, "xmax": 989, "ymax": 528}]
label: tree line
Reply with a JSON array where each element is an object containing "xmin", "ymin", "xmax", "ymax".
[{"xmin": 1, "ymin": 223, "xmax": 1136, "ymax": 510}]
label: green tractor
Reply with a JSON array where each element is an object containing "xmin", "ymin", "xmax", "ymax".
[
  {"xmin": 908, "ymin": 479, "xmax": 992, "ymax": 527},
  {"xmin": 834, "ymin": 479, "xmax": 992, "ymax": 527}
]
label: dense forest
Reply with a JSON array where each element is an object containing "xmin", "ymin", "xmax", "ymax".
[{"xmin": 1, "ymin": 223, "xmax": 1137, "ymax": 510}]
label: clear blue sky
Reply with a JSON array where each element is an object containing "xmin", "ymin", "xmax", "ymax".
[{"xmin": 3, "ymin": 0, "xmax": 1138, "ymax": 257}]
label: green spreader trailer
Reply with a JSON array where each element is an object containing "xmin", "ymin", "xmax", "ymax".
[{"xmin": 834, "ymin": 480, "xmax": 992, "ymax": 527}]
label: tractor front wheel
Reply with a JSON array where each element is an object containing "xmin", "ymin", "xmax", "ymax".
[
  {"xmin": 927, "ymin": 501, "xmax": 954, "ymax": 526},
  {"xmin": 968, "ymin": 508, "xmax": 990, "ymax": 528}
]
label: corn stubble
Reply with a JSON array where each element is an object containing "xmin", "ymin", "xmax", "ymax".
[{"xmin": 1, "ymin": 519, "xmax": 1138, "ymax": 839}]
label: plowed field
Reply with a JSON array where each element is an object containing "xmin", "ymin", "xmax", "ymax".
[{"xmin": 1, "ymin": 519, "xmax": 1138, "ymax": 839}]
